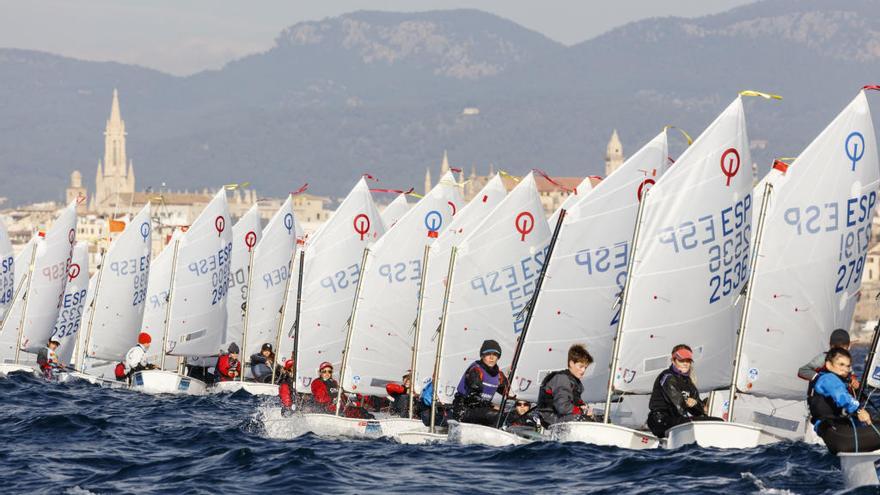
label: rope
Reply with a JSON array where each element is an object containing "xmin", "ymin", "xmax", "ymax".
[{"xmin": 851, "ymin": 416, "xmax": 860, "ymax": 452}]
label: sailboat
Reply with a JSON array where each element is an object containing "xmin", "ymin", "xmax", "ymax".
[
  {"xmin": 0, "ymin": 202, "xmax": 77, "ymax": 376},
  {"xmin": 262, "ymin": 178, "xmax": 386, "ymax": 438},
  {"xmin": 340, "ymin": 171, "xmax": 461, "ymax": 437},
  {"xmin": 599, "ymin": 95, "xmax": 776, "ymax": 449},
  {"xmin": 141, "ymin": 229, "xmax": 183, "ymax": 369},
  {"xmin": 432, "ymin": 172, "xmax": 551, "ymax": 446},
  {"xmin": 514, "ymin": 131, "xmax": 669, "ymax": 448},
  {"xmin": 69, "ymin": 204, "xmax": 153, "ymax": 385},
  {"xmin": 131, "ymin": 189, "xmax": 231, "ymax": 395},
  {"xmin": 395, "ymin": 175, "xmax": 509, "ymax": 445},
  {"xmin": 380, "ymin": 193, "xmax": 410, "ymax": 229},
  {"xmin": 713, "ymin": 90, "xmax": 880, "ymax": 451},
  {"xmin": 213, "ymin": 196, "xmax": 296, "ymax": 395}
]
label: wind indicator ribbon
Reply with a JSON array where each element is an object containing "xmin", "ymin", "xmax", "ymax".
[
  {"xmin": 370, "ymin": 187, "xmax": 415, "ymax": 195},
  {"xmin": 533, "ymin": 168, "xmax": 575, "ymax": 193},
  {"xmin": 773, "ymin": 157, "xmax": 797, "ymax": 174},
  {"xmin": 739, "ymin": 90, "xmax": 783, "ymax": 100},
  {"xmin": 224, "ymin": 182, "xmax": 251, "ymax": 190},
  {"xmin": 863, "ymin": 85, "xmax": 880, "ymax": 92},
  {"xmin": 663, "ymin": 125, "xmax": 694, "ymax": 146},
  {"xmin": 291, "ymin": 183, "xmax": 309, "ymax": 195},
  {"xmin": 363, "ymin": 173, "xmax": 379, "ymax": 182},
  {"xmin": 499, "ymin": 170, "xmax": 520, "ymax": 183}
]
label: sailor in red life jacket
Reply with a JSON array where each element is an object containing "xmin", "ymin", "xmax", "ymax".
[
  {"xmin": 310, "ymin": 361, "xmax": 340, "ymax": 413},
  {"xmin": 452, "ymin": 339, "xmax": 510, "ymax": 426},
  {"xmin": 215, "ymin": 343, "xmax": 241, "ymax": 382},
  {"xmin": 278, "ymin": 359, "xmax": 296, "ymax": 416},
  {"xmin": 118, "ymin": 332, "xmax": 157, "ymax": 382},
  {"xmin": 386, "ymin": 371, "xmax": 414, "ymax": 418},
  {"xmin": 36, "ymin": 339, "xmax": 62, "ymax": 380}
]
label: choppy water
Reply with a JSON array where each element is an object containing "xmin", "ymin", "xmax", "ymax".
[{"xmin": 0, "ymin": 370, "xmax": 872, "ymax": 495}]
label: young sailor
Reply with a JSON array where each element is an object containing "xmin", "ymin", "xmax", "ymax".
[
  {"xmin": 250, "ymin": 343, "xmax": 276, "ymax": 383},
  {"xmin": 386, "ymin": 371, "xmax": 414, "ymax": 418},
  {"xmin": 808, "ymin": 348, "xmax": 880, "ymax": 454},
  {"xmin": 799, "ymin": 329, "xmax": 853, "ymax": 383},
  {"xmin": 647, "ymin": 344, "xmax": 722, "ymax": 438},
  {"xmin": 310, "ymin": 361, "xmax": 340, "ymax": 414},
  {"xmin": 505, "ymin": 399, "xmax": 540, "ymax": 429},
  {"xmin": 451, "ymin": 339, "xmax": 510, "ymax": 426},
  {"xmin": 278, "ymin": 359, "xmax": 296, "ymax": 416},
  {"xmin": 536, "ymin": 344, "xmax": 594, "ymax": 427},
  {"xmin": 121, "ymin": 332, "xmax": 156, "ymax": 381},
  {"xmin": 36, "ymin": 339, "xmax": 62, "ymax": 380},
  {"xmin": 215, "ymin": 343, "xmax": 241, "ymax": 382}
]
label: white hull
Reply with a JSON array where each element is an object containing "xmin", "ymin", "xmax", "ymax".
[
  {"xmin": 447, "ymin": 420, "xmax": 531, "ymax": 447},
  {"xmin": 130, "ymin": 370, "xmax": 207, "ymax": 396},
  {"xmin": 550, "ymin": 422, "xmax": 659, "ymax": 449},
  {"xmin": 377, "ymin": 417, "xmax": 429, "ymax": 437},
  {"xmin": 211, "ymin": 381, "xmax": 279, "ymax": 396},
  {"xmin": 839, "ymin": 451, "xmax": 880, "ymax": 489},
  {"xmin": 396, "ymin": 431, "xmax": 448, "ymax": 445},
  {"xmin": 0, "ymin": 363, "xmax": 37, "ymax": 377},
  {"xmin": 57, "ymin": 370, "xmax": 126, "ymax": 388},
  {"xmin": 665, "ymin": 421, "xmax": 781, "ymax": 449}
]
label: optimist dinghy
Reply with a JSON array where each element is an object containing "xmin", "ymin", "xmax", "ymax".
[
  {"xmin": 0, "ymin": 202, "xmax": 77, "ymax": 376},
  {"xmin": 132, "ymin": 190, "xmax": 231, "ymax": 395}
]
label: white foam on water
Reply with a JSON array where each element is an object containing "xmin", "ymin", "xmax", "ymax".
[{"xmin": 741, "ymin": 472, "xmax": 797, "ymax": 495}]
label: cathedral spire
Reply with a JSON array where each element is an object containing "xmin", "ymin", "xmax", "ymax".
[
  {"xmin": 605, "ymin": 129, "xmax": 624, "ymax": 176},
  {"xmin": 441, "ymin": 150, "xmax": 450, "ymax": 175},
  {"xmin": 109, "ymin": 88, "xmax": 122, "ymax": 127}
]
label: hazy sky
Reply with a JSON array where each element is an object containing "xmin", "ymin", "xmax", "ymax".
[{"xmin": 0, "ymin": 1, "xmax": 754, "ymax": 75}]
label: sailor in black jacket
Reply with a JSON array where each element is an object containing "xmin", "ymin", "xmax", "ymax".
[
  {"xmin": 536, "ymin": 344, "xmax": 594, "ymax": 427},
  {"xmin": 647, "ymin": 344, "xmax": 722, "ymax": 438}
]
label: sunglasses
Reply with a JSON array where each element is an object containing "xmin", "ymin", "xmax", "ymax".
[
  {"xmin": 515, "ymin": 402, "xmax": 529, "ymax": 407},
  {"xmin": 320, "ymin": 368, "xmax": 333, "ymax": 374}
]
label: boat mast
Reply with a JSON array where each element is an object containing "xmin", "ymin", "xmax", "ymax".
[
  {"xmin": 78, "ymin": 247, "xmax": 108, "ymax": 373},
  {"xmin": 12, "ymin": 242, "xmax": 38, "ymax": 365},
  {"xmin": 238, "ymin": 233, "xmax": 257, "ymax": 382},
  {"xmin": 727, "ymin": 182, "xmax": 773, "ymax": 421},
  {"xmin": 430, "ymin": 246, "xmax": 457, "ymax": 433},
  {"xmin": 271, "ymin": 245, "xmax": 301, "ymax": 385},
  {"xmin": 603, "ymin": 189, "xmax": 649, "ymax": 423},
  {"xmin": 159, "ymin": 239, "xmax": 181, "ymax": 370},
  {"xmin": 408, "ymin": 244, "xmax": 431, "ymax": 420},
  {"xmin": 495, "ymin": 209, "xmax": 567, "ymax": 429},
  {"xmin": 335, "ymin": 247, "xmax": 370, "ymax": 416}
]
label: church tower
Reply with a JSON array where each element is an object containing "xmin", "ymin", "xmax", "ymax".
[
  {"xmin": 604, "ymin": 129, "xmax": 624, "ymax": 177},
  {"xmin": 94, "ymin": 89, "xmax": 136, "ymax": 210},
  {"xmin": 424, "ymin": 168, "xmax": 432, "ymax": 195}
]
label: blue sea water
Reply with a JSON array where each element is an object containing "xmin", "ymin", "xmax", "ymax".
[{"xmin": 4, "ymin": 344, "xmax": 880, "ymax": 494}]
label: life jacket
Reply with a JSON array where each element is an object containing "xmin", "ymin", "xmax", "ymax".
[
  {"xmin": 456, "ymin": 361, "xmax": 505, "ymax": 402},
  {"xmin": 115, "ymin": 362, "xmax": 127, "ymax": 380},
  {"xmin": 808, "ymin": 371, "xmax": 855, "ymax": 425},
  {"xmin": 537, "ymin": 370, "xmax": 584, "ymax": 409},
  {"xmin": 314, "ymin": 377, "xmax": 339, "ymax": 403}
]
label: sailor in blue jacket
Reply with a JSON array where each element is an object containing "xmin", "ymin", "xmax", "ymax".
[{"xmin": 808, "ymin": 348, "xmax": 880, "ymax": 453}]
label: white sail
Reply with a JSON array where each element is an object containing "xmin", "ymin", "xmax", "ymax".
[
  {"xmin": 18, "ymin": 202, "xmax": 78, "ymax": 354},
  {"xmin": 241, "ymin": 196, "xmax": 296, "ymax": 359},
  {"xmin": 381, "ymin": 193, "xmax": 410, "ymax": 229},
  {"xmin": 614, "ymin": 97, "xmax": 754, "ymax": 394},
  {"xmin": 736, "ymin": 92, "xmax": 879, "ymax": 397},
  {"xmin": 51, "ymin": 242, "xmax": 89, "ymax": 365},
  {"xmin": 81, "ymin": 204, "xmax": 153, "ymax": 363},
  {"xmin": 0, "ymin": 218, "xmax": 14, "ymax": 321},
  {"xmin": 293, "ymin": 178, "xmax": 385, "ymax": 391},
  {"xmin": 516, "ymin": 132, "xmax": 669, "ymax": 402},
  {"xmin": 548, "ymin": 176, "xmax": 595, "ymax": 225},
  {"xmin": 343, "ymin": 171, "xmax": 463, "ymax": 396},
  {"xmin": 436, "ymin": 173, "xmax": 551, "ymax": 403},
  {"xmin": 0, "ymin": 238, "xmax": 36, "ymax": 363},
  {"xmin": 165, "ymin": 189, "xmax": 232, "ymax": 358},
  {"xmin": 141, "ymin": 229, "xmax": 182, "ymax": 366},
  {"xmin": 225, "ymin": 204, "xmax": 262, "ymax": 347},
  {"xmin": 413, "ymin": 174, "xmax": 507, "ymax": 392}
]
